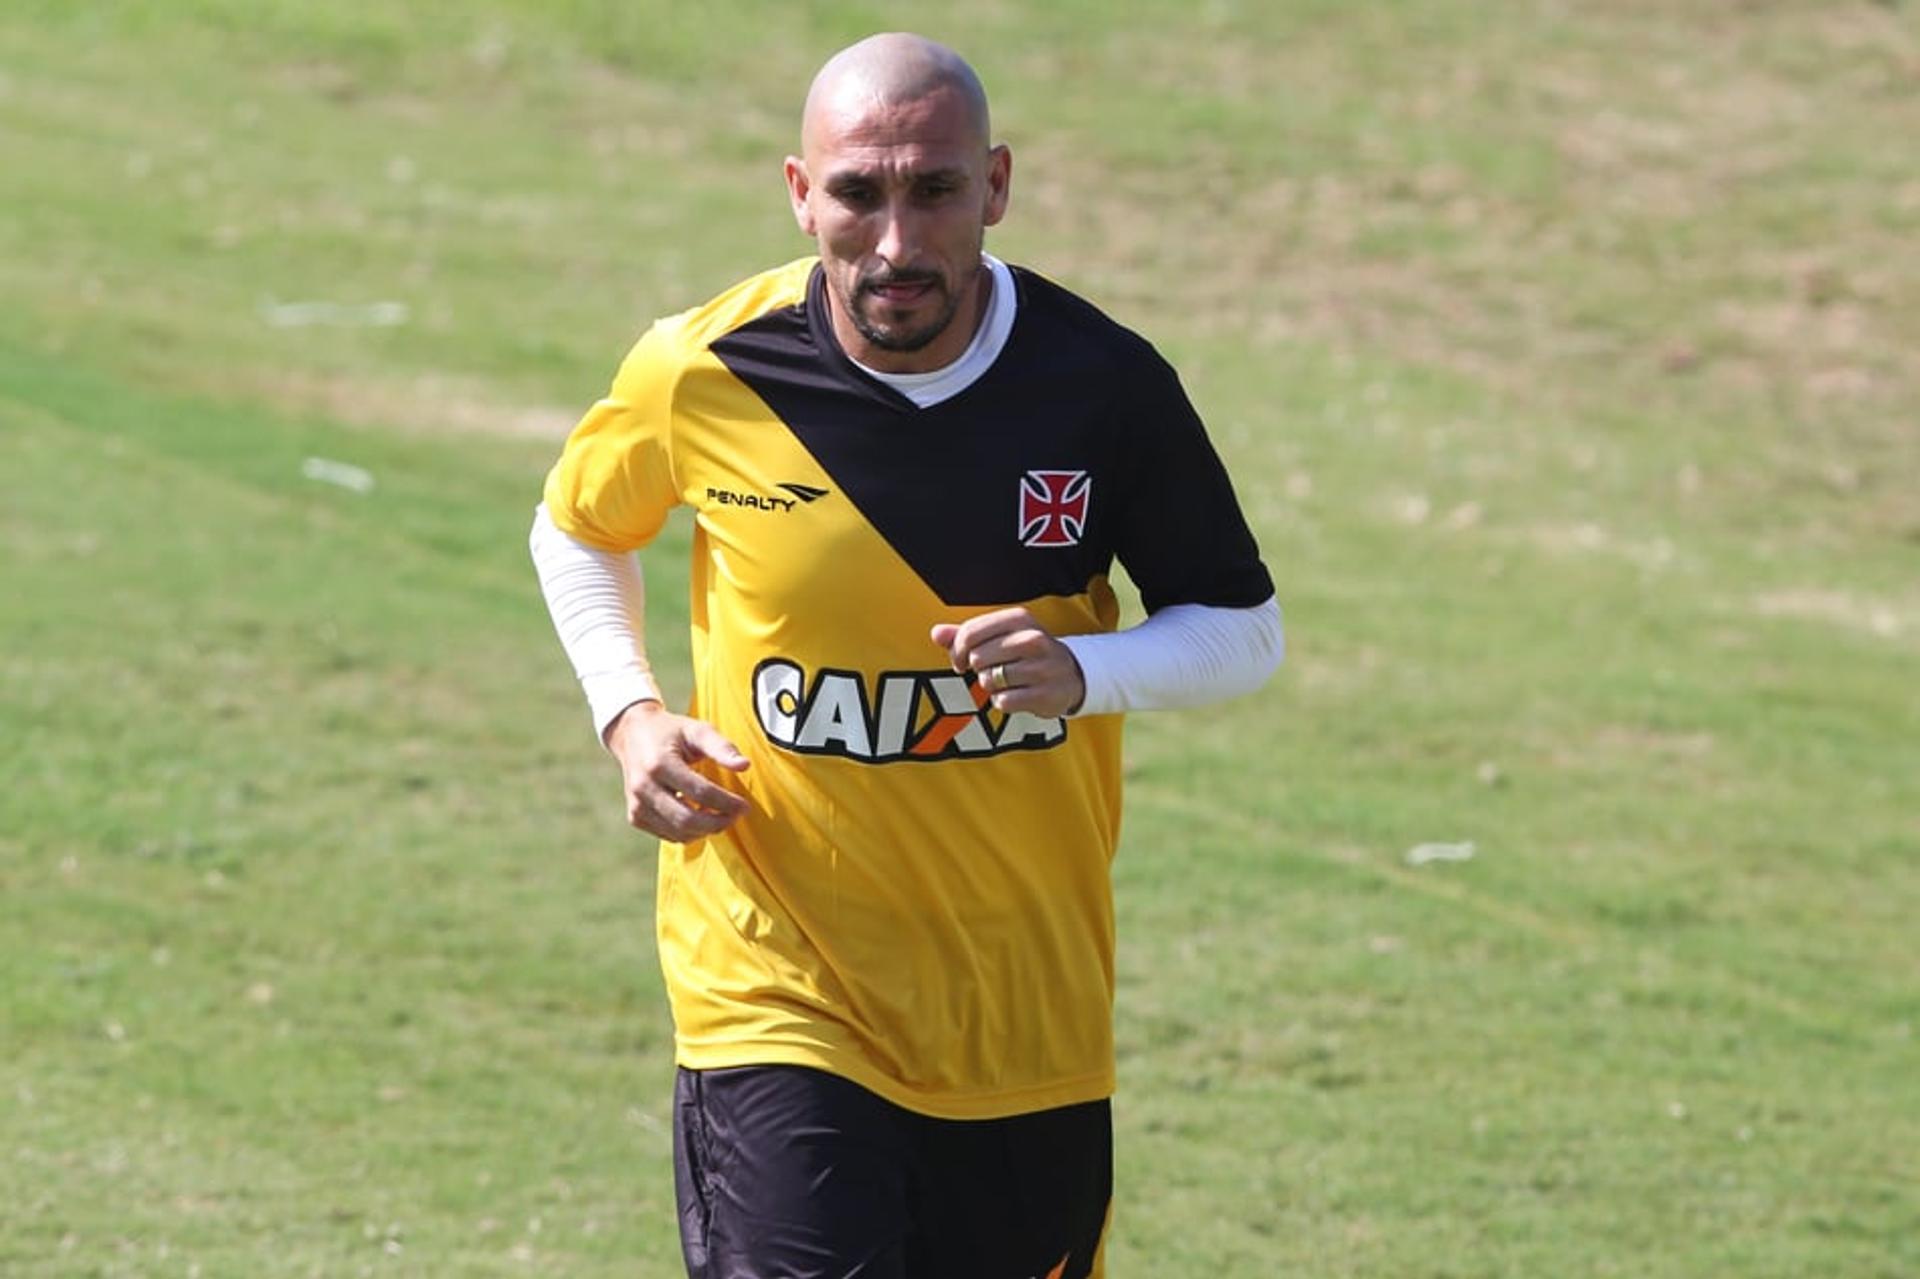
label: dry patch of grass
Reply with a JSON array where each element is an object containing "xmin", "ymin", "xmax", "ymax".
[
  {"xmin": 1515, "ymin": 521, "xmax": 1683, "ymax": 575},
  {"xmin": 207, "ymin": 369, "xmax": 579, "ymax": 441},
  {"xmin": 1008, "ymin": 2, "xmax": 1920, "ymax": 481},
  {"xmin": 1750, "ymin": 587, "xmax": 1914, "ymax": 642}
]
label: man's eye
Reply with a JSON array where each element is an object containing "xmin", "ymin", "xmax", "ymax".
[
  {"xmin": 837, "ymin": 186, "xmax": 877, "ymax": 208},
  {"xmin": 918, "ymin": 182, "xmax": 958, "ymax": 200}
]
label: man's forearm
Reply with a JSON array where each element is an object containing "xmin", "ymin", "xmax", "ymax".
[
  {"xmin": 1060, "ymin": 597, "xmax": 1283, "ymax": 716},
  {"xmin": 529, "ymin": 503, "xmax": 662, "ymax": 743}
]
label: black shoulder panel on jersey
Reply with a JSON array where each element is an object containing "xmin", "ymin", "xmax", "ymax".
[
  {"xmin": 710, "ymin": 265, "xmax": 1272, "ymax": 610},
  {"xmin": 702, "ymin": 283, "xmax": 913, "ymax": 415}
]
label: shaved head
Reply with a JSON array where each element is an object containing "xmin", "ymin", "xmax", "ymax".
[
  {"xmin": 801, "ymin": 33, "xmax": 990, "ymax": 158},
  {"xmin": 785, "ymin": 34, "xmax": 1010, "ymax": 372}
]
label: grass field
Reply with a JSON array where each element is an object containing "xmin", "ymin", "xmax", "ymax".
[{"xmin": 4, "ymin": 2, "xmax": 1917, "ymax": 1275}]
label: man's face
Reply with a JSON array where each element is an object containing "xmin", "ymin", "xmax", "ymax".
[{"xmin": 785, "ymin": 86, "xmax": 1011, "ymax": 372}]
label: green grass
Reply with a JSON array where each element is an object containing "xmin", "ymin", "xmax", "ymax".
[{"xmin": 4, "ymin": 2, "xmax": 1917, "ymax": 1275}]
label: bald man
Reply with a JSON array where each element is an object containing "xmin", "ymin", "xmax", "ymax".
[{"xmin": 532, "ymin": 32, "xmax": 1282, "ymax": 1279}]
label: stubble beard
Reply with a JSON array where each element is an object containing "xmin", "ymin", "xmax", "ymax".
[{"xmin": 845, "ymin": 256, "xmax": 980, "ymax": 354}]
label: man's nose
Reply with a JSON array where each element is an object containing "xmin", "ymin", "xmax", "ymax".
[{"xmin": 874, "ymin": 197, "xmax": 919, "ymax": 265}]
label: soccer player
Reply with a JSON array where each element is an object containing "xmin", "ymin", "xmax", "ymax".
[{"xmin": 531, "ymin": 32, "xmax": 1282, "ymax": 1279}]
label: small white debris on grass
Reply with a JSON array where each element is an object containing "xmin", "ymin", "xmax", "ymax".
[
  {"xmin": 1404, "ymin": 840, "xmax": 1476, "ymax": 866},
  {"xmin": 1752, "ymin": 589, "xmax": 1905, "ymax": 639},
  {"xmin": 302, "ymin": 457, "xmax": 376, "ymax": 495},
  {"xmin": 470, "ymin": 28, "xmax": 512, "ymax": 71}
]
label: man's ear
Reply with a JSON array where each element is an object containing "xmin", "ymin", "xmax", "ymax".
[
  {"xmin": 783, "ymin": 156, "xmax": 817, "ymax": 236},
  {"xmin": 983, "ymin": 144, "xmax": 1012, "ymax": 228}
]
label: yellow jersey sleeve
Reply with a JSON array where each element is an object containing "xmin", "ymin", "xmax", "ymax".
[{"xmin": 542, "ymin": 318, "xmax": 688, "ymax": 552}]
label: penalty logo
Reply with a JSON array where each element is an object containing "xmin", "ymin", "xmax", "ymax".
[{"xmin": 752, "ymin": 659, "xmax": 1066, "ymax": 763}]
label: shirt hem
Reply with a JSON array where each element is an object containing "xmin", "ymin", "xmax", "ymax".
[{"xmin": 673, "ymin": 1039, "xmax": 1115, "ymax": 1121}]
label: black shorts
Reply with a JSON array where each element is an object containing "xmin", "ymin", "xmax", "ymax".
[{"xmin": 673, "ymin": 1065, "xmax": 1111, "ymax": 1279}]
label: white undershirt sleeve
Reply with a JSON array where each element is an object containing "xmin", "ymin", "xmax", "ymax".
[
  {"xmin": 529, "ymin": 503, "xmax": 663, "ymax": 744},
  {"xmin": 1060, "ymin": 597, "xmax": 1284, "ymax": 717}
]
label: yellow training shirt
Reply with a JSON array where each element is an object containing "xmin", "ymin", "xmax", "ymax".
[{"xmin": 543, "ymin": 258, "xmax": 1270, "ymax": 1119}]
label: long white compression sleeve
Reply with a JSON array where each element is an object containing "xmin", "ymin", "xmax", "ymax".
[
  {"xmin": 531, "ymin": 504, "xmax": 1284, "ymax": 735},
  {"xmin": 529, "ymin": 503, "xmax": 663, "ymax": 743},
  {"xmin": 1059, "ymin": 596, "xmax": 1283, "ymax": 716}
]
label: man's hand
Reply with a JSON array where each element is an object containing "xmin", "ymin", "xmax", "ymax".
[
  {"xmin": 930, "ymin": 607, "xmax": 1086, "ymax": 718},
  {"xmin": 604, "ymin": 701, "xmax": 751, "ymax": 840}
]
